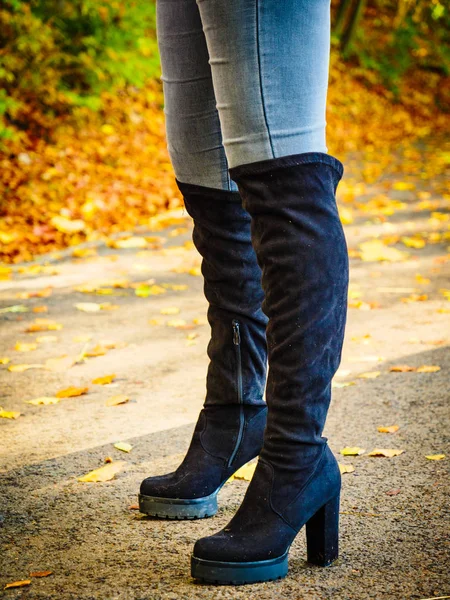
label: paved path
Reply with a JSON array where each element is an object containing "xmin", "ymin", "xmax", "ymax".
[{"xmin": 1, "ymin": 150, "xmax": 449, "ymax": 599}]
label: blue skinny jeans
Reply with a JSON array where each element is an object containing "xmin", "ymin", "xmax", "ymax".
[{"xmin": 156, "ymin": 0, "xmax": 331, "ymax": 191}]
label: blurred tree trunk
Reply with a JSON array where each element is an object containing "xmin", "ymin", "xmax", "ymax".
[
  {"xmin": 340, "ymin": 0, "xmax": 367, "ymax": 56},
  {"xmin": 334, "ymin": 0, "xmax": 353, "ymax": 36}
]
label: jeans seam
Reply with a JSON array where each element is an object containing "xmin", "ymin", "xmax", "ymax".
[{"xmin": 256, "ymin": 0, "xmax": 275, "ymax": 160}]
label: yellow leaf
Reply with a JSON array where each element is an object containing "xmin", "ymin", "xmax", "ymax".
[
  {"xmin": 358, "ymin": 371, "xmax": 381, "ymax": 379},
  {"xmin": 359, "ymin": 239, "xmax": 408, "ymax": 262},
  {"xmin": 78, "ymin": 461, "xmax": 125, "ymax": 482},
  {"xmin": 0, "ymin": 407, "xmax": 21, "ymax": 419},
  {"xmin": 26, "ymin": 397, "xmax": 60, "ymax": 406},
  {"xmin": 101, "ymin": 124, "xmax": 115, "ymax": 135},
  {"xmin": 393, "ymin": 181, "xmax": 415, "ymax": 191},
  {"xmin": 114, "ymin": 442, "xmax": 133, "ymax": 453},
  {"xmin": 4, "ymin": 580, "xmax": 31, "ymax": 589},
  {"xmin": 73, "ymin": 334, "xmax": 93, "ymax": 343},
  {"xmin": 0, "ymin": 357, "xmax": 10, "ymax": 364},
  {"xmin": 135, "ymin": 284, "xmax": 166, "ymax": 297},
  {"xmin": 377, "ymin": 425, "xmax": 400, "ymax": 433},
  {"xmin": 113, "ymin": 236, "xmax": 148, "ymax": 249},
  {"xmin": 15, "ymin": 342, "xmax": 38, "ymax": 352},
  {"xmin": 340, "ymin": 447, "xmax": 366, "ymax": 456},
  {"xmin": 415, "ymin": 274, "xmax": 430, "ymax": 285},
  {"xmin": 167, "ymin": 319, "xmax": 187, "ymax": 328},
  {"xmin": 160, "ymin": 306, "xmax": 180, "ymax": 315},
  {"xmin": 193, "ymin": 317, "xmax": 208, "ymax": 325},
  {"xmin": 189, "ymin": 266, "xmax": 201, "ymax": 276},
  {"xmin": 368, "ymin": 448, "xmax": 404, "ymax": 457},
  {"xmin": 26, "ymin": 320, "xmax": 62, "ymax": 332},
  {"xmin": 416, "ymin": 365, "xmax": 441, "ymax": 373},
  {"xmin": 85, "ymin": 344, "xmax": 108, "ymax": 357},
  {"xmin": 106, "ymin": 394, "xmax": 129, "ymax": 406},
  {"xmin": 339, "ymin": 207, "xmax": 354, "ymax": 225},
  {"xmin": 75, "ymin": 302, "xmax": 102, "ymax": 312},
  {"xmin": 55, "ymin": 386, "xmax": 88, "ymax": 398},
  {"xmin": 51, "ymin": 216, "xmax": 86, "ymax": 234},
  {"xmin": 229, "ymin": 463, "xmax": 256, "ymax": 482},
  {"xmin": 332, "ymin": 381, "xmax": 355, "ymax": 388},
  {"xmin": 401, "ymin": 237, "xmax": 426, "ymax": 249},
  {"xmin": 425, "ymin": 454, "xmax": 445, "ymax": 461},
  {"xmin": 338, "ymin": 463, "xmax": 355, "ymax": 474},
  {"xmin": 8, "ymin": 364, "xmax": 43, "ymax": 372},
  {"xmin": 92, "ymin": 374, "xmax": 116, "ymax": 385}
]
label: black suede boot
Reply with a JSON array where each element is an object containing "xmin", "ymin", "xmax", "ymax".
[
  {"xmin": 139, "ymin": 182, "xmax": 268, "ymax": 519},
  {"xmin": 191, "ymin": 153, "xmax": 348, "ymax": 581}
]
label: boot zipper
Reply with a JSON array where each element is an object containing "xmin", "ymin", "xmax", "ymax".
[{"xmin": 228, "ymin": 319, "xmax": 244, "ymax": 468}]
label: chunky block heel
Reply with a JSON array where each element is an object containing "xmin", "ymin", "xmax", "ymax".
[{"xmin": 305, "ymin": 494, "xmax": 340, "ymax": 566}]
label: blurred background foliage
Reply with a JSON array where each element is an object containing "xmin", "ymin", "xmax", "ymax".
[{"xmin": 0, "ymin": 0, "xmax": 449, "ymax": 262}]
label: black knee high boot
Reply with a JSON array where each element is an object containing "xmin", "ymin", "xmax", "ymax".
[
  {"xmin": 139, "ymin": 181, "xmax": 268, "ymax": 519},
  {"xmin": 191, "ymin": 153, "xmax": 348, "ymax": 579}
]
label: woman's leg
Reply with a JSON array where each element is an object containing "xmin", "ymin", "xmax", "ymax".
[
  {"xmin": 156, "ymin": 0, "xmax": 237, "ymax": 190},
  {"xmin": 191, "ymin": 0, "xmax": 349, "ymax": 583},
  {"xmin": 139, "ymin": 0, "xmax": 268, "ymax": 520},
  {"xmin": 195, "ymin": 0, "xmax": 330, "ymax": 168}
]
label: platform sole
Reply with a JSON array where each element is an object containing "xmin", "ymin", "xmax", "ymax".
[
  {"xmin": 138, "ymin": 489, "xmax": 220, "ymax": 520},
  {"xmin": 191, "ymin": 551, "xmax": 289, "ymax": 585}
]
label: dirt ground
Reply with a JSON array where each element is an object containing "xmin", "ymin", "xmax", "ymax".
[{"xmin": 1, "ymin": 149, "xmax": 449, "ymax": 600}]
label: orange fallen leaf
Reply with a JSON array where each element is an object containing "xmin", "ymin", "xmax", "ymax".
[
  {"xmin": 56, "ymin": 386, "xmax": 88, "ymax": 398},
  {"xmin": 106, "ymin": 394, "xmax": 129, "ymax": 406},
  {"xmin": 385, "ymin": 489, "xmax": 401, "ymax": 496},
  {"xmin": 78, "ymin": 461, "xmax": 126, "ymax": 482},
  {"xmin": 129, "ymin": 503, "xmax": 139, "ymax": 510},
  {"xmin": 32, "ymin": 305, "xmax": 48, "ymax": 313},
  {"xmin": 30, "ymin": 571, "xmax": 53, "ymax": 578},
  {"xmin": 389, "ymin": 365, "xmax": 417, "ymax": 372},
  {"xmin": 17, "ymin": 287, "xmax": 53, "ymax": 299},
  {"xmin": 4, "ymin": 580, "xmax": 31, "ymax": 589},
  {"xmin": 377, "ymin": 425, "xmax": 400, "ymax": 433},
  {"xmin": 26, "ymin": 319, "xmax": 62, "ymax": 332}
]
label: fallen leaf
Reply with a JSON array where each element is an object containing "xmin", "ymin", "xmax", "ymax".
[
  {"xmin": 17, "ymin": 287, "xmax": 53, "ymax": 299},
  {"xmin": 339, "ymin": 463, "xmax": 355, "ymax": 474},
  {"xmin": 26, "ymin": 319, "xmax": 62, "ymax": 332},
  {"xmin": 415, "ymin": 274, "xmax": 430, "ymax": 285},
  {"xmin": 104, "ymin": 456, "xmax": 113, "ymax": 463},
  {"xmin": 166, "ymin": 319, "xmax": 187, "ymax": 328},
  {"xmin": 377, "ymin": 425, "xmax": 400, "ymax": 433},
  {"xmin": 340, "ymin": 447, "xmax": 366, "ymax": 456},
  {"xmin": 416, "ymin": 365, "xmax": 441, "ymax": 373},
  {"xmin": 52, "ymin": 215, "xmax": 85, "ymax": 234},
  {"xmin": 92, "ymin": 374, "xmax": 116, "ymax": 385},
  {"xmin": 114, "ymin": 442, "xmax": 132, "ymax": 453},
  {"xmin": 113, "ymin": 236, "xmax": 148, "ymax": 249},
  {"xmin": 78, "ymin": 461, "xmax": 126, "ymax": 482},
  {"xmin": 73, "ymin": 334, "xmax": 93, "ymax": 343},
  {"xmin": 389, "ymin": 365, "xmax": 417, "ymax": 372},
  {"xmin": 4, "ymin": 580, "xmax": 31, "ymax": 589},
  {"xmin": 75, "ymin": 302, "xmax": 102, "ymax": 312},
  {"xmin": 29, "ymin": 571, "xmax": 53, "ymax": 578},
  {"xmin": 160, "ymin": 306, "xmax": 180, "ymax": 315},
  {"xmin": 368, "ymin": 448, "xmax": 404, "ymax": 457},
  {"xmin": 359, "ymin": 239, "xmax": 408, "ymax": 262},
  {"xmin": 385, "ymin": 489, "xmax": 401, "ymax": 496},
  {"xmin": 85, "ymin": 344, "xmax": 108, "ymax": 357},
  {"xmin": 358, "ymin": 371, "xmax": 381, "ymax": 379},
  {"xmin": 402, "ymin": 237, "xmax": 426, "ymax": 249},
  {"xmin": 0, "ymin": 304, "xmax": 27, "ymax": 314},
  {"xmin": 393, "ymin": 181, "xmax": 415, "ymax": 191},
  {"xmin": 0, "ymin": 357, "xmax": 10, "ymax": 364},
  {"xmin": 135, "ymin": 284, "xmax": 166, "ymax": 297},
  {"xmin": 56, "ymin": 386, "xmax": 88, "ymax": 398},
  {"xmin": 128, "ymin": 503, "xmax": 139, "ymax": 510},
  {"xmin": 188, "ymin": 266, "xmax": 201, "ymax": 276},
  {"xmin": 0, "ymin": 407, "xmax": 21, "ymax": 419},
  {"xmin": 33, "ymin": 305, "xmax": 48, "ymax": 313},
  {"xmin": 229, "ymin": 463, "xmax": 256, "ymax": 482},
  {"xmin": 106, "ymin": 394, "xmax": 129, "ymax": 407},
  {"xmin": 425, "ymin": 454, "xmax": 445, "ymax": 461},
  {"xmin": 15, "ymin": 342, "xmax": 38, "ymax": 352},
  {"xmin": 26, "ymin": 397, "xmax": 60, "ymax": 406},
  {"xmin": 8, "ymin": 363, "xmax": 43, "ymax": 372}
]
